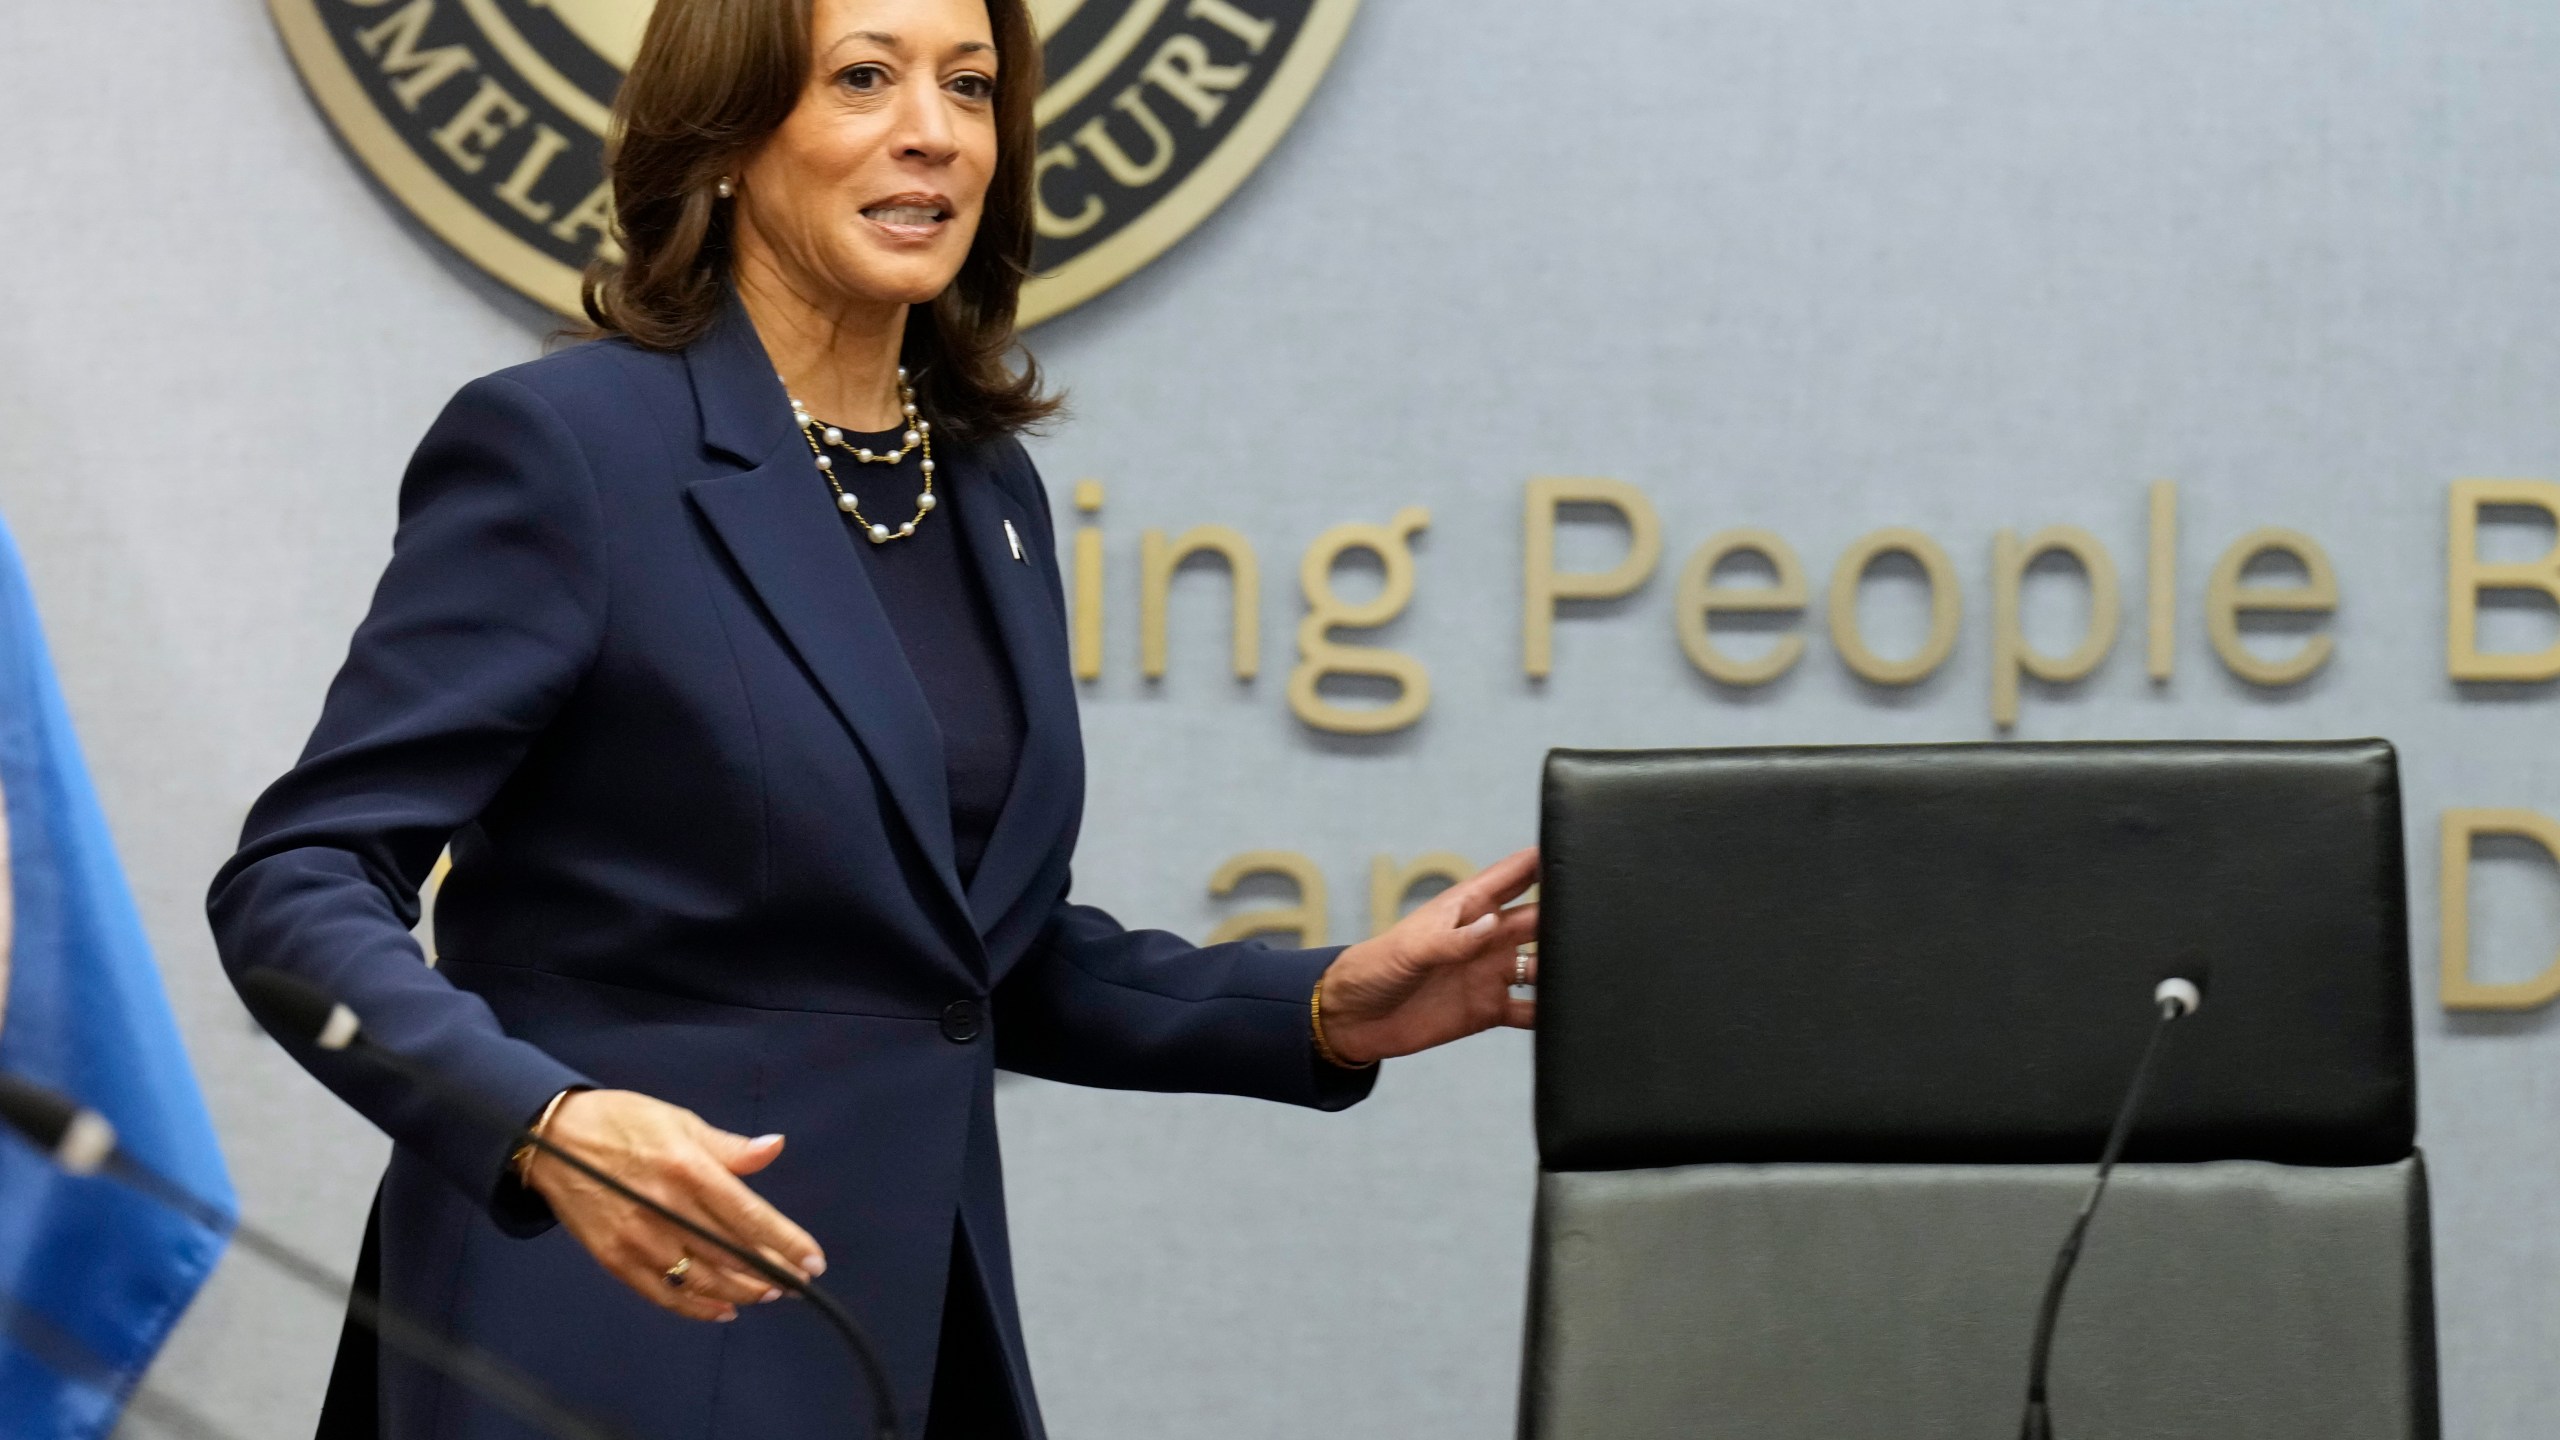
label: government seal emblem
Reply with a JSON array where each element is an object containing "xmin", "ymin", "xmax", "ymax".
[{"xmin": 268, "ymin": 0, "xmax": 1359, "ymax": 324}]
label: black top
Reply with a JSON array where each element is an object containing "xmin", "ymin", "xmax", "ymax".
[{"xmin": 829, "ymin": 423, "xmax": 1027, "ymax": 887}]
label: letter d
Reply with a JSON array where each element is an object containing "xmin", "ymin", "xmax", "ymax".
[{"xmin": 2442, "ymin": 808, "xmax": 2560, "ymax": 1010}]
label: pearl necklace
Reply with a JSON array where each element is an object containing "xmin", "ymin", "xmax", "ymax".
[{"xmin": 790, "ymin": 367, "xmax": 937, "ymax": 544}]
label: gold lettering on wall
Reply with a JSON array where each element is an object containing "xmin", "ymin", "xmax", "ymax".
[
  {"xmin": 1032, "ymin": 143, "xmax": 1104, "ymax": 239},
  {"xmin": 1073, "ymin": 481, "xmax": 1106, "ymax": 681},
  {"xmin": 1290, "ymin": 508, "xmax": 1432, "ymax": 734},
  {"xmin": 1141, "ymin": 524, "xmax": 1260, "ymax": 680},
  {"xmin": 1674, "ymin": 529, "xmax": 1807, "ymax": 686},
  {"xmin": 1990, "ymin": 525, "xmax": 2120, "ymax": 728},
  {"xmin": 2147, "ymin": 481, "xmax": 2177, "ymax": 681},
  {"xmin": 1207, "ymin": 850, "xmax": 1327, "ymax": 946},
  {"xmin": 355, "ymin": 0, "xmax": 479, "ymax": 113},
  {"xmin": 1369, "ymin": 852, "xmax": 1477, "ymax": 937},
  {"xmin": 2207, "ymin": 528, "xmax": 2337, "ymax": 686},
  {"xmin": 1074, "ymin": 87, "xmax": 1178, "ymax": 187},
  {"xmin": 1140, "ymin": 34, "xmax": 1252, "ymax": 125},
  {"xmin": 493, "ymin": 123, "xmax": 570, "ymax": 222},
  {"xmin": 1187, "ymin": 0, "xmax": 1277, "ymax": 52},
  {"xmin": 428, "ymin": 76, "xmax": 529, "ymax": 173},
  {"xmin": 1522, "ymin": 478, "xmax": 1662, "ymax": 678},
  {"xmin": 1828, "ymin": 528, "xmax": 1961, "ymax": 686},
  {"xmin": 2446, "ymin": 479, "xmax": 2560, "ymax": 682},
  {"xmin": 2440, "ymin": 809, "xmax": 2560, "ymax": 1011},
  {"xmin": 545, "ymin": 181, "xmax": 618, "ymax": 257}
]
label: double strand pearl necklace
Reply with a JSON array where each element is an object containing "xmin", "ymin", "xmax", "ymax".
[{"xmin": 790, "ymin": 366, "xmax": 937, "ymax": 544}]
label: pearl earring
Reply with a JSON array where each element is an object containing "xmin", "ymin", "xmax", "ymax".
[{"xmin": 715, "ymin": 177, "xmax": 734, "ymax": 199}]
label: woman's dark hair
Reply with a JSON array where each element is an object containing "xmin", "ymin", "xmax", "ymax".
[{"xmin": 584, "ymin": 0, "xmax": 1057, "ymax": 443}]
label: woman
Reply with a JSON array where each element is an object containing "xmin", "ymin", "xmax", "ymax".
[{"xmin": 208, "ymin": 0, "xmax": 1538, "ymax": 1435}]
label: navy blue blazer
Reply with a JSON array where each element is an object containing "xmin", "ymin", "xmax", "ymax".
[{"xmin": 208, "ymin": 300, "xmax": 1371, "ymax": 1440}]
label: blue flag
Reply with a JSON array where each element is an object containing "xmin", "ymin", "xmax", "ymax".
[{"xmin": 0, "ymin": 517, "xmax": 231, "ymax": 1437}]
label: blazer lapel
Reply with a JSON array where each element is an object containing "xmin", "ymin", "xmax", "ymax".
[
  {"xmin": 681, "ymin": 302, "xmax": 972, "ymax": 931},
  {"xmin": 948, "ymin": 460, "xmax": 1082, "ymax": 933}
]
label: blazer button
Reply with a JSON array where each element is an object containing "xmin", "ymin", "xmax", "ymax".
[{"xmin": 940, "ymin": 1000, "xmax": 983, "ymax": 1044}]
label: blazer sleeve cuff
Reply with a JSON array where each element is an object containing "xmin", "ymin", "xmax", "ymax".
[
  {"xmin": 470, "ymin": 1059, "xmax": 596, "ymax": 1239},
  {"xmin": 1253, "ymin": 945, "xmax": 1380, "ymax": 1112}
]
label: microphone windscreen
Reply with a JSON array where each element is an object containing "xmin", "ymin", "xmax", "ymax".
[
  {"xmin": 0, "ymin": 1073, "xmax": 116, "ymax": 1174},
  {"xmin": 239, "ymin": 969, "xmax": 360, "ymax": 1050},
  {"xmin": 2154, "ymin": 976, "xmax": 2204, "ymax": 1018}
]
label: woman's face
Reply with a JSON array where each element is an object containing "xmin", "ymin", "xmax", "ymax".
[{"xmin": 736, "ymin": 0, "xmax": 1000, "ymax": 311}]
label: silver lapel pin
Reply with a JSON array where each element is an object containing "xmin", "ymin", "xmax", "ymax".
[{"xmin": 1003, "ymin": 518, "xmax": 1026, "ymax": 563}]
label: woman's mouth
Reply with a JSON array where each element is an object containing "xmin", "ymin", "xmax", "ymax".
[{"xmin": 861, "ymin": 202, "xmax": 950, "ymax": 239}]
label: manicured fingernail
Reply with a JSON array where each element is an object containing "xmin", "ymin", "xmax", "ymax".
[
  {"xmin": 801, "ymin": 1255, "xmax": 826, "ymax": 1277},
  {"xmin": 751, "ymin": 1134, "xmax": 784, "ymax": 1147},
  {"xmin": 760, "ymin": 1287, "xmax": 781, "ymax": 1304},
  {"xmin": 715, "ymin": 1310, "xmax": 738, "ymax": 1323},
  {"xmin": 1467, "ymin": 913, "xmax": 1498, "ymax": 934}
]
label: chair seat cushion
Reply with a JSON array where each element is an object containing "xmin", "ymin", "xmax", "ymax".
[{"xmin": 1522, "ymin": 1158, "xmax": 2437, "ymax": 1440}]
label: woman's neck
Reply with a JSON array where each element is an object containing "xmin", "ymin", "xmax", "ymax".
[{"xmin": 734, "ymin": 252, "xmax": 911, "ymax": 431}]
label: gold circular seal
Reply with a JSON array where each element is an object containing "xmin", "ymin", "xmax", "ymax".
[{"xmin": 267, "ymin": 0, "xmax": 1359, "ymax": 326}]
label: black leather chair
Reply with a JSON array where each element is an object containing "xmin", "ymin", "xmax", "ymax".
[{"xmin": 1521, "ymin": 740, "xmax": 2438, "ymax": 1440}]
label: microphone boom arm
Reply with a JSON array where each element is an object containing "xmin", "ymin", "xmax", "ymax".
[
  {"xmin": 236, "ymin": 970, "xmax": 902, "ymax": 1440},
  {"xmin": 0, "ymin": 1072, "xmax": 630, "ymax": 1440},
  {"xmin": 2017, "ymin": 979, "xmax": 2199, "ymax": 1440}
]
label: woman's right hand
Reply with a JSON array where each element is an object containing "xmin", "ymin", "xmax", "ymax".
[{"xmin": 524, "ymin": 1089, "xmax": 826, "ymax": 1323}]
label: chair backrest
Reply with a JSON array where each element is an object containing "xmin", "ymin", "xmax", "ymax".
[{"xmin": 1521, "ymin": 740, "xmax": 2438, "ymax": 1440}]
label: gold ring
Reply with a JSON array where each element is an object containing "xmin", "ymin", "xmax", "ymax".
[{"xmin": 662, "ymin": 1255, "xmax": 693, "ymax": 1288}]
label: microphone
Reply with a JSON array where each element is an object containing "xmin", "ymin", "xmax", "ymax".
[
  {"xmin": 235, "ymin": 968, "xmax": 901, "ymax": 1440},
  {"xmin": 0, "ymin": 1073, "xmax": 630, "ymax": 1440},
  {"xmin": 2016, "ymin": 977, "xmax": 2203, "ymax": 1440}
]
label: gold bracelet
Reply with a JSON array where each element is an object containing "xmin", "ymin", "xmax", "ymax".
[
  {"xmin": 511, "ymin": 1087, "xmax": 579, "ymax": 1185},
  {"xmin": 1310, "ymin": 980, "xmax": 1377, "ymax": 1071}
]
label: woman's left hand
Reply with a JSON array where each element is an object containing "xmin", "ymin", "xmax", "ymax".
[{"xmin": 1315, "ymin": 847, "xmax": 1541, "ymax": 1066}]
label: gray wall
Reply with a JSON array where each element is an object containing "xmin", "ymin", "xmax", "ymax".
[{"xmin": 7, "ymin": 0, "xmax": 2560, "ymax": 1435}]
